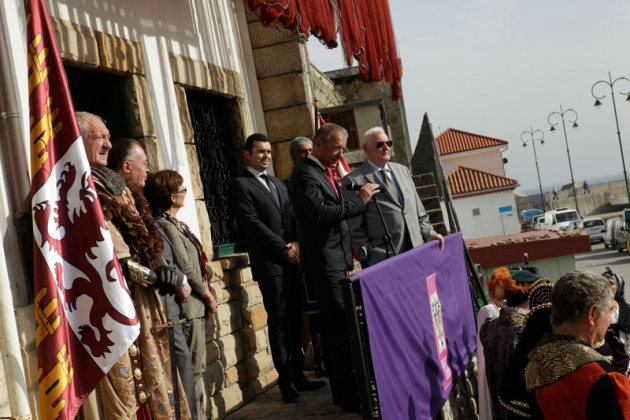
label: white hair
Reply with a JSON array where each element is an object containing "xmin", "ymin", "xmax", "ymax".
[{"xmin": 362, "ymin": 126, "xmax": 387, "ymax": 146}]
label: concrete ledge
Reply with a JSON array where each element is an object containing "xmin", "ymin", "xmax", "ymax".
[{"xmin": 218, "ymin": 253, "xmax": 250, "ymax": 270}]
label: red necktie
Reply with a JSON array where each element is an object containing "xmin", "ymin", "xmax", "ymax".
[{"xmin": 325, "ymin": 168, "xmax": 339, "ymax": 197}]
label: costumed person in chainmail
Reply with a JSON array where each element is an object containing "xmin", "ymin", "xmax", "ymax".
[
  {"xmin": 499, "ymin": 281, "xmax": 553, "ymax": 418},
  {"xmin": 479, "ymin": 267, "xmax": 539, "ymax": 420},
  {"xmin": 144, "ymin": 169, "xmax": 218, "ymax": 418},
  {"xmin": 76, "ymin": 112, "xmax": 191, "ymax": 419},
  {"xmin": 525, "ymin": 270, "xmax": 630, "ymax": 418}
]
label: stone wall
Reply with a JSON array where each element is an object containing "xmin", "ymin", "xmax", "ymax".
[
  {"xmin": 309, "ymin": 64, "xmax": 343, "ymax": 109},
  {"xmin": 245, "ymin": 7, "xmax": 316, "ymax": 180},
  {"xmin": 516, "ymin": 179, "xmax": 629, "ymax": 218},
  {"xmin": 206, "ymin": 255, "xmax": 276, "ymax": 418},
  {"xmin": 326, "ymin": 68, "xmax": 412, "ymax": 169}
]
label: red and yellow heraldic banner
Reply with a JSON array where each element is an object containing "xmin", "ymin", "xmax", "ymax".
[{"xmin": 26, "ymin": 0, "xmax": 139, "ymax": 418}]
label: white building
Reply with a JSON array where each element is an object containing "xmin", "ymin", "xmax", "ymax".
[{"xmin": 436, "ymin": 129, "xmax": 520, "ymax": 239}]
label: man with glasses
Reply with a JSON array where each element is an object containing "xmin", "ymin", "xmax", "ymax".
[
  {"xmin": 107, "ymin": 137, "xmax": 151, "ymax": 188},
  {"xmin": 343, "ymin": 127, "xmax": 444, "ymax": 267}
]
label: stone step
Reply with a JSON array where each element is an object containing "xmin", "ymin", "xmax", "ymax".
[
  {"xmin": 416, "ymin": 184, "xmax": 438, "ymax": 200},
  {"xmin": 412, "ymin": 173, "xmax": 436, "ymax": 187}
]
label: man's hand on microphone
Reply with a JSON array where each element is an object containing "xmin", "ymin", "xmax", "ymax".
[{"xmin": 358, "ymin": 183, "xmax": 380, "ymax": 204}]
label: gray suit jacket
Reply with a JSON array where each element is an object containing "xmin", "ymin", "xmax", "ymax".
[
  {"xmin": 342, "ymin": 161, "xmax": 436, "ymax": 265},
  {"xmin": 157, "ymin": 217, "xmax": 209, "ymax": 319}
]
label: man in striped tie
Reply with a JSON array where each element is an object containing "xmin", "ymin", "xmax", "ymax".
[{"xmin": 343, "ymin": 127, "xmax": 444, "ymax": 267}]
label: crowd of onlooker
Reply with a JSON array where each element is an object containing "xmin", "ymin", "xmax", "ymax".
[{"xmin": 477, "ymin": 266, "xmax": 630, "ymax": 419}]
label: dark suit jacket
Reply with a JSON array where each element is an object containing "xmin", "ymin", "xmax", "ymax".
[
  {"xmin": 342, "ymin": 161, "xmax": 437, "ymax": 265},
  {"xmin": 290, "ymin": 157, "xmax": 366, "ymax": 273},
  {"xmin": 229, "ymin": 170, "xmax": 295, "ymax": 280}
]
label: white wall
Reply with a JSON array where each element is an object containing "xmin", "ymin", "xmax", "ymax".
[
  {"xmin": 38, "ymin": 0, "xmax": 263, "ymax": 235},
  {"xmin": 441, "ymin": 146, "xmax": 506, "ymax": 176},
  {"xmin": 453, "ymin": 190, "xmax": 520, "ymax": 239}
]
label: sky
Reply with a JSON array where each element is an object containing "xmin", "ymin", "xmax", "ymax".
[{"xmin": 306, "ymin": 0, "xmax": 630, "ymax": 194}]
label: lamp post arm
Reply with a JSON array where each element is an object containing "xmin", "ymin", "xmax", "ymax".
[{"xmin": 521, "ymin": 127, "xmax": 546, "ymax": 212}]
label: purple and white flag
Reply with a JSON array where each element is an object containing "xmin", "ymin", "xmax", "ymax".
[{"xmin": 358, "ymin": 232, "xmax": 476, "ymax": 419}]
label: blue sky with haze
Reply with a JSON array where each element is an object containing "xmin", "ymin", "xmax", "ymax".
[{"xmin": 307, "ymin": 0, "xmax": 630, "ymax": 194}]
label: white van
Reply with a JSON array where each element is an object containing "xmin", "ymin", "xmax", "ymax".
[
  {"xmin": 604, "ymin": 217, "xmax": 620, "ymax": 249},
  {"xmin": 544, "ymin": 208, "xmax": 581, "ymax": 231}
]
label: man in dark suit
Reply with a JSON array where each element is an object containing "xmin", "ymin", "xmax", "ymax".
[
  {"xmin": 343, "ymin": 127, "xmax": 444, "ymax": 266},
  {"xmin": 290, "ymin": 123, "xmax": 379, "ymax": 413},
  {"xmin": 229, "ymin": 133, "xmax": 324, "ymax": 403}
]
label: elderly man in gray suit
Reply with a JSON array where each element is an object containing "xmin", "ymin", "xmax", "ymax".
[{"xmin": 343, "ymin": 127, "xmax": 444, "ymax": 266}]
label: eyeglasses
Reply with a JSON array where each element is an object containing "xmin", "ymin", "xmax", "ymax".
[
  {"xmin": 376, "ymin": 140, "xmax": 393, "ymax": 149},
  {"xmin": 175, "ymin": 187, "xmax": 187, "ymax": 195},
  {"xmin": 128, "ymin": 160, "xmax": 150, "ymax": 169}
]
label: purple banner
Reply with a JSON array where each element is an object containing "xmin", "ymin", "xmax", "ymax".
[{"xmin": 358, "ymin": 233, "xmax": 476, "ymax": 418}]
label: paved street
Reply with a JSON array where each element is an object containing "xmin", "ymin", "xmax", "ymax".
[{"xmin": 575, "ymin": 241, "xmax": 630, "ymax": 301}]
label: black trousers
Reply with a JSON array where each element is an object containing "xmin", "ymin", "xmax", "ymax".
[
  {"xmin": 257, "ymin": 266, "xmax": 305, "ymax": 387},
  {"xmin": 306, "ymin": 270, "xmax": 357, "ymax": 404}
]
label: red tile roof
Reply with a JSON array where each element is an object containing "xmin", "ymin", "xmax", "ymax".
[
  {"xmin": 436, "ymin": 128, "xmax": 508, "ymax": 155},
  {"xmin": 447, "ymin": 166, "xmax": 519, "ymax": 197}
]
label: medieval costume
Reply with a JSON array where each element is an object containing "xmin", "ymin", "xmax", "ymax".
[
  {"xmin": 499, "ymin": 283, "xmax": 553, "ymax": 419},
  {"xmin": 89, "ymin": 168, "xmax": 191, "ymax": 419},
  {"xmin": 526, "ymin": 334, "xmax": 630, "ymax": 419},
  {"xmin": 479, "ymin": 268, "xmax": 539, "ymax": 420}
]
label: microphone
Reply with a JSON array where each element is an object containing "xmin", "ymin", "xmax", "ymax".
[{"xmin": 345, "ymin": 181, "xmax": 382, "ymax": 192}]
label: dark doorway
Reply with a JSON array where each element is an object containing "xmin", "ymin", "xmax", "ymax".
[
  {"xmin": 186, "ymin": 90, "xmax": 238, "ymax": 248},
  {"xmin": 64, "ymin": 64, "xmax": 130, "ymax": 137}
]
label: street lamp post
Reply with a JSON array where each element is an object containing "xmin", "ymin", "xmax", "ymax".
[
  {"xmin": 548, "ymin": 106, "xmax": 580, "ymax": 215},
  {"xmin": 521, "ymin": 127, "xmax": 546, "ymax": 212},
  {"xmin": 591, "ymin": 71, "xmax": 630, "ymax": 205}
]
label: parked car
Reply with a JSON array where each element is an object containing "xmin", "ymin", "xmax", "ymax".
[
  {"xmin": 580, "ymin": 218, "xmax": 605, "ymax": 243},
  {"xmin": 565, "ymin": 220, "xmax": 582, "ymax": 233},
  {"xmin": 532, "ymin": 215, "xmax": 546, "ymax": 230},
  {"xmin": 544, "ymin": 207, "xmax": 581, "ymax": 231},
  {"xmin": 604, "ymin": 217, "xmax": 620, "ymax": 249},
  {"xmin": 520, "ymin": 208, "xmax": 544, "ymax": 231}
]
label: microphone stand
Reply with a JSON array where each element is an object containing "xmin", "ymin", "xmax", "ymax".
[{"xmin": 372, "ymin": 193, "xmax": 397, "ymax": 261}]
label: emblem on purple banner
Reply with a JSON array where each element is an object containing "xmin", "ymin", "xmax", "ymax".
[{"xmin": 426, "ymin": 272, "xmax": 452, "ymax": 390}]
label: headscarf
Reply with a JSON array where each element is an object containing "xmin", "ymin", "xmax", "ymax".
[
  {"xmin": 487, "ymin": 267, "xmax": 538, "ymax": 305},
  {"xmin": 290, "ymin": 136, "xmax": 313, "ymax": 169}
]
